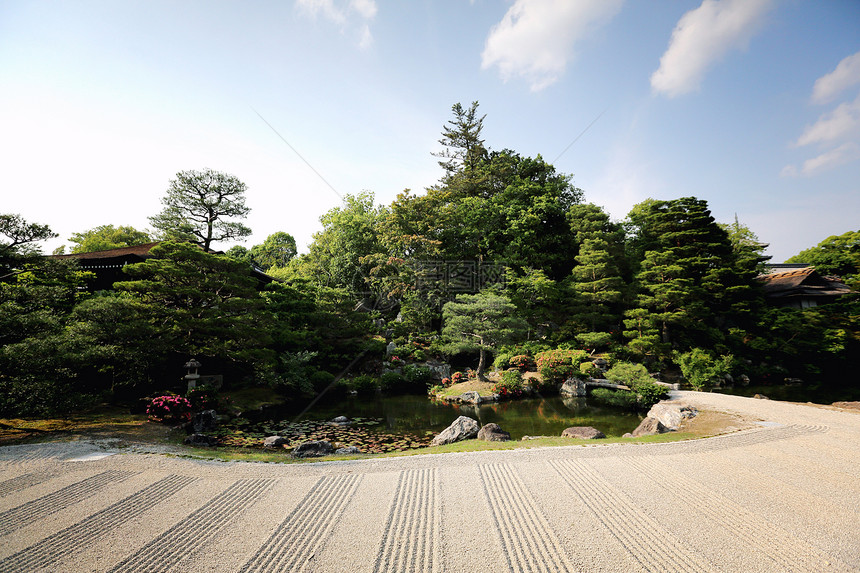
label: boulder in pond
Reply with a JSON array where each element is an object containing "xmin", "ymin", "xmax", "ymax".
[
  {"xmin": 559, "ymin": 378, "xmax": 586, "ymax": 397},
  {"xmin": 293, "ymin": 440, "xmax": 334, "ymax": 458},
  {"xmin": 477, "ymin": 423, "xmax": 511, "ymax": 442},
  {"xmin": 430, "ymin": 416, "xmax": 479, "ymax": 446},
  {"xmin": 561, "ymin": 426, "xmax": 606, "ymax": 439},
  {"xmin": 329, "ymin": 416, "xmax": 351, "ymax": 426}
]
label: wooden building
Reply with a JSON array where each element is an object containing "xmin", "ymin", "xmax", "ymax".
[{"xmin": 758, "ymin": 267, "xmax": 852, "ymax": 309}]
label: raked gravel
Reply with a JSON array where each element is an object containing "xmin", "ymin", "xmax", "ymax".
[{"xmin": 0, "ymin": 391, "xmax": 858, "ymax": 572}]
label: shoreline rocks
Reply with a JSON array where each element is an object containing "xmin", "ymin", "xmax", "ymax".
[
  {"xmin": 293, "ymin": 440, "xmax": 334, "ymax": 458},
  {"xmin": 477, "ymin": 423, "xmax": 511, "ymax": 442},
  {"xmin": 561, "ymin": 426, "xmax": 606, "ymax": 440},
  {"xmin": 626, "ymin": 400, "xmax": 698, "ymax": 437},
  {"xmin": 430, "ymin": 416, "xmax": 479, "ymax": 446}
]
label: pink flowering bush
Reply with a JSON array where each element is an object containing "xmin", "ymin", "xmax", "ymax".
[
  {"xmin": 147, "ymin": 394, "xmax": 193, "ymax": 423},
  {"xmin": 509, "ymin": 355, "xmax": 535, "ymax": 372},
  {"xmin": 450, "ymin": 372, "xmax": 465, "ymax": 384}
]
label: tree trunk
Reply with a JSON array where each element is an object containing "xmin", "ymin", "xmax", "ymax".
[{"xmin": 476, "ymin": 348, "xmax": 488, "ymax": 381}]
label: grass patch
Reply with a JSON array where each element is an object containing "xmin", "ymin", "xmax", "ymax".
[
  {"xmin": 0, "ymin": 407, "xmax": 170, "ymax": 445},
  {"xmin": 433, "ymin": 380, "xmax": 497, "ymax": 398}
]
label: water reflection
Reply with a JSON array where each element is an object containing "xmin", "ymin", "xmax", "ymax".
[{"xmin": 289, "ymin": 394, "xmax": 642, "ymax": 440}]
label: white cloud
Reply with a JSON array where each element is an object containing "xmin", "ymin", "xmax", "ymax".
[
  {"xmin": 481, "ymin": 0, "xmax": 623, "ymax": 92},
  {"xmin": 795, "ymin": 94, "xmax": 860, "ymax": 147},
  {"xmin": 812, "ymin": 51, "xmax": 860, "ymax": 105},
  {"xmin": 294, "ymin": 0, "xmax": 377, "ymax": 48},
  {"xmin": 782, "ymin": 143, "xmax": 860, "ymax": 178},
  {"xmin": 651, "ymin": 0, "xmax": 773, "ymax": 98}
]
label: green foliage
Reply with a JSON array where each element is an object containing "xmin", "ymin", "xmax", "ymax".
[
  {"xmin": 492, "ymin": 370, "xmax": 525, "ymax": 399},
  {"xmin": 149, "ymin": 168, "xmax": 251, "ymax": 251},
  {"xmin": 575, "ymin": 331, "xmax": 613, "ymax": 352},
  {"xmin": 291, "ymin": 192, "xmax": 387, "ymax": 295},
  {"xmin": 379, "ymin": 371, "xmax": 406, "ymax": 393},
  {"xmin": 187, "ymin": 385, "xmax": 219, "ymax": 411},
  {"xmin": 623, "ymin": 197, "xmax": 761, "ymax": 357},
  {"xmin": 441, "ymin": 291, "xmax": 528, "ymax": 380},
  {"xmin": 536, "ymin": 348, "xmax": 590, "ymax": 386},
  {"xmin": 675, "ymin": 348, "xmax": 734, "ymax": 391},
  {"xmin": 251, "ymin": 232, "xmax": 297, "ymax": 270},
  {"xmin": 590, "ymin": 387, "xmax": 638, "ymax": 409},
  {"xmin": 115, "ymin": 241, "xmax": 269, "ymax": 361},
  {"xmin": 493, "ymin": 351, "xmax": 514, "ymax": 370},
  {"xmin": 402, "ymin": 364, "xmax": 434, "ymax": 390},
  {"xmin": 0, "ymin": 213, "xmax": 57, "ymax": 274},
  {"xmin": 633, "ymin": 378, "xmax": 669, "ymax": 408},
  {"xmin": 786, "ymin": 229, "xmax": 860, "ymax": 285},
  {"xmin": 605, "ymin": 361, "xmax": 652, "ymax": 386},
  {"xmin": 509, "ymin": 355, "xmax": 534, "ymax": 371},
  {"xmin": 593, "ymin": 362, "xmax": 667, "ymax": 409},
  {"xmin": 68, "ymin": 224, "xmax": 152, "ymax": 254},
  {"xmin": 349, "ymin": 374, "xmax": 379, "ymax": 395}
]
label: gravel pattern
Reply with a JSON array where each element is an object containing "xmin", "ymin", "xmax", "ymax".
[{"xmin": 0, "ymin": 391, "xmax": 857, "ymax": 572}]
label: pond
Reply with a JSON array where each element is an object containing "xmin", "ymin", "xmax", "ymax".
[{"xmin": 233, "ymin": 393, "xmax": 644, "ymax": 448}]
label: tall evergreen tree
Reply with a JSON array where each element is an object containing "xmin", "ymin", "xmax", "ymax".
[{"xmin": 623, "ymin": 197, "xmax": 759, "ymax": 356}]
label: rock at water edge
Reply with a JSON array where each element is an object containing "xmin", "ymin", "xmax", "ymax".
[
  {"xmin": 335, "ymin": 446, "xmax": 361, "ymax": 454},
  {"xmin": 477, "ymin": 423, "xmax": 511, "ymax": 442},
  {"xmin": 263, "ymin": 435, "xmax": 290, "ymax": 448},
  {"xmin": 630, "ymin": 417, "xmax": 668, "ymax": 437},
  {"xmin": 560, "ymin": 378, "xmax": 586, "ymax": 397},
  {"xmin": 293, "ymin": 440, "xmax": 334, "ymax": 458},
  {"xmin": 561, "ymin": 426, "xmax": 606, "ymax": 439},
  {"xmin": 647, "ymin": 402, "xmax": 698, "ymax": 431},
  {"xmin": 430, "ymin": 416, "xmax": 479, "ymax": 446},
  {"xmin": 459, "ymin": 391, "xmax": 482, "ymax": 405}
]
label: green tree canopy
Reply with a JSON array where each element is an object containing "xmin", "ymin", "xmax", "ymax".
[
  {"xmin": 441, "ymin": 291, "xmax": 527, "ymax": 380},
  {"xmin": 115, "ymin": 241, "xmax": 269, "ymax": 362},
  {"xmin": 149, "ymin": 168, "xmax": 251, "ymax": 251},
  {"xmin": 290, "ymin": 192, "xmax": 388, "ymax": 296},
  {"xmin": 251, "ymin": 232, "xmax": 297, "ymax": 270},
  {"xmin": 786, "ymin": 230, "xmax": 860, "ymax": 279},
  {"xmin": 623, "ymin": 197, "xmax": 760, "ymax": 357},
  {"xmin": 0, "ymin": 214, "xmax": 57, "ymax": 277},
  {"xmin": 68, "ymin": 224, "xmax": 152, "ymax": 254}
]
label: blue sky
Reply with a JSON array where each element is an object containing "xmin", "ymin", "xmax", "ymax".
[{"xmin": 2, "ymin": 0, "xmax": 858, "ymax": 262}]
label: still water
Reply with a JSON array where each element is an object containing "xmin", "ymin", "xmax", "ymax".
[{"xmin": 286, "ymin": 394, "xmax": 644, "ymax": 440}]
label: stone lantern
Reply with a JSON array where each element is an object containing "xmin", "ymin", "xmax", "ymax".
[{"xmin": 184, "ymin": 358, "xmax": 201, "ymax": 391}]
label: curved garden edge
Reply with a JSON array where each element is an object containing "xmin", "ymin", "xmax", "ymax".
[{"xmin": 0, "ymin": 399, "xmax": 759, "ymax": 465}]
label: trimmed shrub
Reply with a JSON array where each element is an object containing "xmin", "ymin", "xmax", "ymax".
[
  {"xmin": 590, "ymin": 387, "xmax": 638, "ymax": 409},
  {"xmin": 675, "ymin": 348, "xmax": 734, "ymax": 391},
  {"xmin": 147, "ymin": 394, "xmax": 192, "ymax": 423},
  {"xmin": 402, "ymin": 364, "xmax": 434, "ymax": 392},
  {"xmin": 450, "ymin": 371, "xmax": 466, "ymax": 385},
  {"xmin": 509, "ymin": 355, "xmax": 535, "ymax": 372},
  {"xmin": 603, "ymin": 361, "xmax": 668, "ymax": 409},
  {"xmin": 379, "ymin": 371, "xmax": 406, "ymax": 393},
  {"xmin": 536, "ymin": 349, "xmax": 590, "ymax": 386},
  {"xmin": 492, "ymin": 370, "xmax": 525, "ymax": 400},
  {"xmin": 604, "ymin": 362, "xmax": 651, "ymax": 386},
  {"xmin": 493, "ymin": 351, "xmax": 514, "ymax": 370},
  {"xmin": 186, "ymin": 385, "xmax": 219, "ymax": 411},
  {"xmin": 350, "ymin": 375, "xmax": 378, "ymax": 395},
  {"xmin": 634, "ymin": 378, "xmax": 669, "ymax": 409}
]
